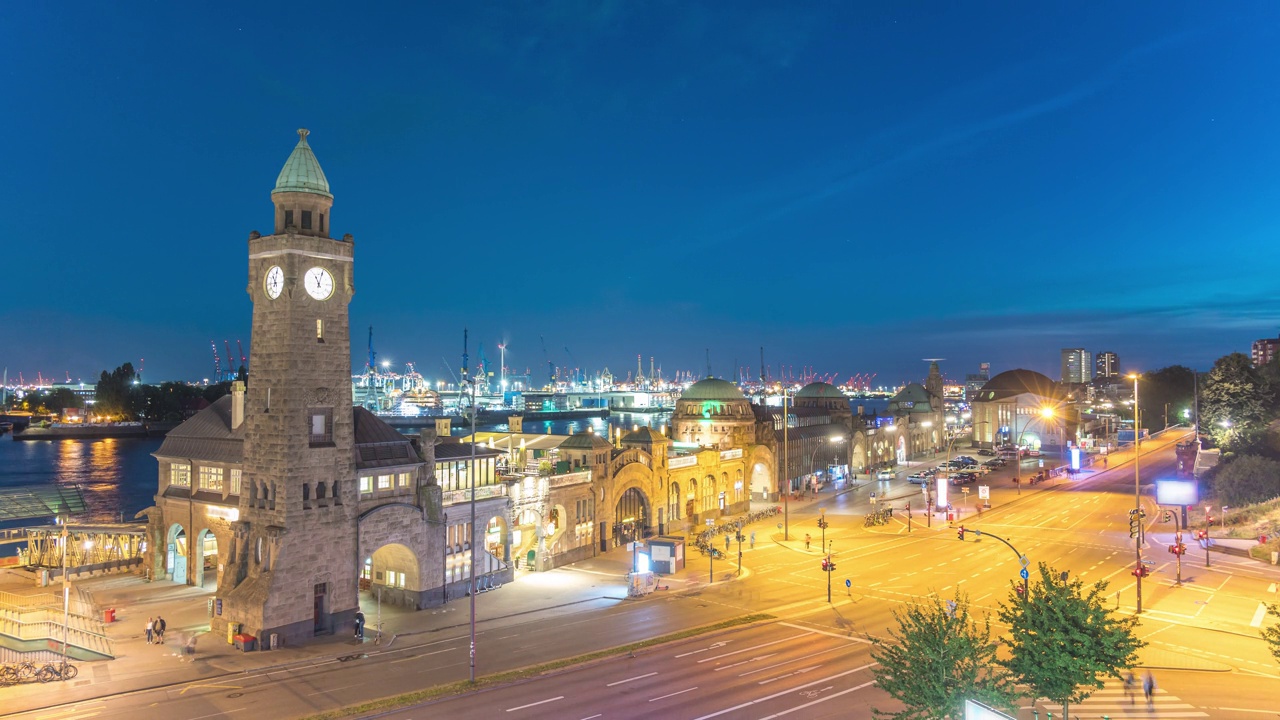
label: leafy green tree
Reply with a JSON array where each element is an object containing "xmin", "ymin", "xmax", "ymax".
[
  {"xmin": 1263, "ymin": 603, "xmax": 1280, "ymax": 665},
  {"xmin": 871, "ymin": 592, "xmax": 1019, "ymax": 719},
  {"xmin": 1201, "ymin": 353, "xmax": 1275, "ymax": 449},
  {"xmin": 1138, "ymin": 365, "xmax": 1196, "ymax": 432},
  {"xmin": 1213, "ymin": 454, "xmax": 1280, "ymax": 506},
  {"xmin": 997, "ymin": 563, "xmax": 1144, "ymax": 718},
  {"xmin": 93, "ymin": 362, "xmax": 137, "ymax": 419}
]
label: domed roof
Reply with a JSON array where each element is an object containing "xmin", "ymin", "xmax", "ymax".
[
  {"xmin": 557, "ymin": 431, "xmax": 613, "ymax": 450},
  {"xmin": 680, "ymin": 378, "xmax": 745, "ymax": 401},
  {"xmin": 979, "ymin": 369, "xmax": 1059, "ymax": 400},
  {"xmin": 889, "ymin": 382, "xmax": 936, "ymax": 414},
  {"xmin": 273, "ymin": 129, "xmax": 332, "ymax": 198},
  {"xmin": 622, "ymin": 427, "xmax": 671, "ymax": 445},
  {"xmin": 795, "ymin": 382, "xmax": 844, "ymax": 399}
]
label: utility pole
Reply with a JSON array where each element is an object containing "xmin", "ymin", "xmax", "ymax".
[
  {"xmin": 783, "ymin": 385, "xmax": 790, "ymax": 540},
  {"xmin": 1131, "ymin": 373, "xmax": 1143, "ymax": 615}
]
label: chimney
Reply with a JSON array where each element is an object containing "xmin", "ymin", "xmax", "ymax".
[
  {"xmin": 435, "ymin": 417, "xmax": 452, "ymax": 437},
  {"xmin": 231, "ymin": 381, "xmax": 246, "ymax": 430}
]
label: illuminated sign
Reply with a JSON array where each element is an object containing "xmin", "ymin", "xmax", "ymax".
[
  {"xmin": 936, "ymin": 476, "xmax": 948, "ymax": 509},
  {"xmin": 719, "ymin": 449, "xmax": 743, "ymax": 461},
  {"xmin": 206, "ymin": 506, "xmax": 240, "ymax": 522},
  {"xmin": 669, "ymin": 456, "xmax": 698, "ymax": 469},
  {"xmin": 1155, "ymin": 479, "xmax": 1199, "ymax": 506},
  {"xmin": 1069, "ymin": 447, "xmax": 1081, "ymax": 471}
]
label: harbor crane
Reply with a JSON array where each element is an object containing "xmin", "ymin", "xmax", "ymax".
[{"xmin": 210, "ymin": 341, "xmax": 222, "ymax": 380}]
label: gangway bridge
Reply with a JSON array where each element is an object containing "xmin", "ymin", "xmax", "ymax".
[{"xmin": 0, "ymin": 485, "xmax": 139, "ymax": 662}]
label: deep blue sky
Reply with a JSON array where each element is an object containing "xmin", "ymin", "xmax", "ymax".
[{"xmin": 3, "ymin": 2, "xmax": 1279, "ymax": 388}]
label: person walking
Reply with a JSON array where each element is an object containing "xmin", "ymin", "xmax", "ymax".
[
  {"xmin": 1123, "ymin": 670, "xmax": 1137, "ymax": 704},
  {"xmin": 156, "ymin": 616, "xmax": 166, "ymax": 644},
  {"xmin": 354, "ymin": 610, "xmax": 365, "ymax": 641},
  {"xmin": 185, "ymin": 632, "xmax": 197, "ymax": 661},
  {"xmin": 1143, "ymin": 670, "xmax": 1156, "ymax": 709},
  {"xmin": 145, "ymin": 617, "xmax": 154, "ymax": 644},
  {"xmin": 725, "ymin": 533, "xmax": 730, "ymax": 552},
  {"xmin": 804, "ymin": 533, "xmax": 811, "ymax": 551},
  {"xmin": 749, "ymin": 530, "xmax": 756, "ymax": 549}
]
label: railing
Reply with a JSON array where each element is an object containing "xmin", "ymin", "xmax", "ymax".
[
  {"xmin": 669, "ymin": 455, "xmax": 698, "ymax": 469},
  {"xmin": 549, "ymin": 471, "xmax": 591, "ymax": 488},
  {"xmin": 609, "ymin": 449, "xmax": 651, "ymax": 476},
  {"xmin": 442, "ymin": 484, "xmax": 507, "ymax": 506}
]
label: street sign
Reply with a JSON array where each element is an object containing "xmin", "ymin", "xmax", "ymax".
[
  {"xmin": 1019, "ymin": 568, "xmax": 1029, "ymax": 580},
  {"xmin": 921, "ymin": 485, "xmax": 928, "ymax": 495},
  {"xmin": 845, "ymin": 579, "xmax": 851, "ymax": 588},
  {"xmin": 977, "ymin": 485, "xmax": 990, "ymax": 499},
  {"xmin": 870, "ymin": 492, "xmax": 876, "ymax": 500},
  {"xmin": 706, "ymin": 519, "xmax": 715, "ymax": 527},
  {"xmin": 961, "ymin": 487, "xmax": 970, "ymax": 495},
  {"xmin": 1038, "ymin": 459, "xmax": 1044, "ymax": 468},
  {"xmin": 1019, "ymin": 554, "xmax": 1029, "ymax": 567}
]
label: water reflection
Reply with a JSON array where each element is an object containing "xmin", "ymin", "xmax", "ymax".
[{"xmin": 1, "ymin": 437, "xmax": 162, "ymax": 524}]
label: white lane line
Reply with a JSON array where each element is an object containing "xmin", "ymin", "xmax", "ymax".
[
  {"xmin": 578, "ymin": 715, "xmax": 602, "ymax": 720},
  {"xmin": 505, "ymin": 696, "xmax": 564, "ymax": 712},
  {"xmin": 391, "ymin": 646, "xmax": 456, "ymax": 663},
  {"xmin": 690, "ymin": 663, "xmax": 877, "ymax": 720},
  {"xmin": 756, "ymin": 679, "xmax": 877, "ymax": 719},
  {"xmin": 676, "ymin": 641, "xmax": 728, "ymax": 658},
  {"xmin": 606, "ymin": 671, "xmax": 657, "ymax": 687},
  {"xmin": 778, "ymin": 622, "xmax": 872, "ymax": 644},
  {"xmin": 698, "ymin": 633, "xmax": 811, "ymax": 663},
  {"xmin": 304, "ymin": 683, "xmax": 361, "ymax": 696},
  {"xmin": 649, "ymin": 686, "xmax": 698, "ymax": 702},
  {"xmin": 740, "ymin": 646, "xmax": 852, "ymax": 677},
  {"xmin": 759, "ymin": 664, "xmax": 821, "ymax": 684},
  {"xmin": 714, "ymin": 653, "xmax": 778, "ymax": 671},
  {"xmin": 187, "ymin": 711, "xmax": 248, "ymax": 720},
  {"xmin": 1250, "ymin": 602, "xmax": 1268, "ymax": 628}
]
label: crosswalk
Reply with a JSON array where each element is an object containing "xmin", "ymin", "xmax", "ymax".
[{"xmin": 1027, "ymin": 679, "xmax": 1208, "ymax": 718}]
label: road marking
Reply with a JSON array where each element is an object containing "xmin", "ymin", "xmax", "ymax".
[
  {"xmin": 304, "ymin": 683, "xmax": 364, "ymax": 696},
  {"xmin": 690, "ymin": 663, "xmax": 877, "ymax": 720},
  {"xmin": 756, "ymin": 679, "xmax": 877, "ymax": 718},
  {"xmin": 577, "ymin": 716, "xmax": 602, "ymax": 720},
  {"xmin": 606, "ymin": 671, "xmax": 657, "ymax": 687},
  {"xmin": 778, "ymin": 622, "xmax": 872, "ymax": 643},
  {"xmin": 505, "ymin": 696, "xmax": 564, "ymax": 712},
  {"xmin": 185, "ymin": 711, "xmax": 248, "ymax": 720},
  {"xmin": 178, "ymin": 682, "xmax": 243, "ymax": 695},
  {"xmin": 649, "ymin": 686, "xmax": 698, "ymax": 702},
  {"xmin": 759, "ymin": 664, "xmax": 821, "ymax": 683},
  {"xmin": 740, "ymin": 645, "xmax": 854, "ymax": 677},
  {"xmin": 391, "ymin": 646, "xmax": 456, "ymax": 663},
  {"xmin": 1250, "ymin": 602, "xmax": 1268, "ymax": 628},
  {"xmin": 698, "ymin": 633, "xmax": 811, "ymax": 663},
  {"xmin": 676, "ymin": 641, "xmax": 728, "ymax": 658}
]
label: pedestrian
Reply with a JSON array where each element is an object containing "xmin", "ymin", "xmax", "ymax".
[
  {"xmin": 185, "ymin": 632, "xmax": 197, "ymax": 661},
  {"xmin": 804, "ymin": 533, "xmax": 811, "ymax": 551},
  {"xmin": 1143, "ymin": 670, "xmax": 1156, "ymax": 708},
  {"xmin": 1123, "ymin": 670, "xmax": 1137, "ymax": 704},
  {"xmin": 725, "ymin": 533, "xmax": 730, "ymax": 551},
  {"xmin": 156, "ymin": 615, "xmax": 166, "ymax": 644},
  {"xmin": 354, "ymin": 610, "xmax": 365, "ymax": 641},
  {"xmin": 145, "ymin": 617, "xmax": 154, "ymax": 644},
  {"xmin": 749, "ymin": 530, "xmax": 756, "ymax": 549}
]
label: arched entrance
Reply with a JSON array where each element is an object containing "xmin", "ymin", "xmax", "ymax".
[
  {"xmin": 750, "ymin": 461, "xmax": 771, "ymax": 499},
  {"xmin": 165, "ymin": 523, "xmax": 187, "ymax": 585},
  {"xmin": 896, "ymin": 436, "xmax": 906, "ymax": 464},
  {"xmin": 362, "ymin": 543, "xmax": 421, "ymax": 608},
  {"xmin": 614, "ymin": 487, "xmax": 650, "ymax": 546},
  {"xmin": 485, "ymin": 515, "xmax": 510, "ymax": 565},
  {"xmin": 193, "ymin": 529, "xmax": 218, "ymax": 589}
]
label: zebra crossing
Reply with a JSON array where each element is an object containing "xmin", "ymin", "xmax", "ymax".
[{"xmin": 1027, "ymin": 678, "xmax": 1208, "ymax": 718}]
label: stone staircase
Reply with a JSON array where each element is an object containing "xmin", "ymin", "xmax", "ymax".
[{"xmin": 0, "ymin": 587, "xmax": 113, "ymax": 662}]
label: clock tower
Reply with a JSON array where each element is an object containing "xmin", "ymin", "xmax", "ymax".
[{"xmin": 223, "ymin": 129, "xmax": 360, "ymax": 643}]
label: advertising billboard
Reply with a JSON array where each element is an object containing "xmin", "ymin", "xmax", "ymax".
[{"xmin": 1155, "ymin": 479, "xmax": 1199, "ymax": 506}]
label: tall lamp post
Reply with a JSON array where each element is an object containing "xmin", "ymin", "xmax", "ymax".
[
  {"xmin": 465, "ymin": 373, "xmax": 480, "ymax": 682},
  {"xmin": 1129, "ymin": 372, "xmax": 1144, "ymax": 615},
  {"xmin": 782, "ymin": 385, "xmax": 790, "ymax": 540}
]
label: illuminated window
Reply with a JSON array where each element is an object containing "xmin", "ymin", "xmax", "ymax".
[
  {"xmin": 198, "ymin": 466, "xmax": 224, "ymax": 492},
  {"xmin": 359, "ymin": 476, "xmax": 373, "ymax": 495},
  {"xmin": 377, "ymin": 474, "xmax": 392, "ymax": 490},
  {"xmin": 309, "ymin": 408, "xmax": 333, "ymax": 446},
  {"xmin": 397, "ymin": 472, "xmax": 412, "ymax": 488},
  {"xmin": 316, "ymin": 319, "xmax": 324, "ymax": 342},
  {"xmin": 170, "ymin": 464, "xmax": 191, "ymax": 488},
  {"xmin": 230, "ymin": 469, "xmax": 242, "ymax": 495}
]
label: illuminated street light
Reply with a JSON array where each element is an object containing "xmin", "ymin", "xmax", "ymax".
[{"xmin": 1128, "ymin": 372, "xmax": 1144, "ymax": 615}]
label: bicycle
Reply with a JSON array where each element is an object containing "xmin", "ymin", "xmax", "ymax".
[{"xmin": 36, "ymin": 661, "xmax": 78, "ymax": 683}]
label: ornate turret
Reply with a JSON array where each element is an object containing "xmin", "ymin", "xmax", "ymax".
[{"xmin": 271, "ymin": 129, "xmax": 334, "ymax": 237}]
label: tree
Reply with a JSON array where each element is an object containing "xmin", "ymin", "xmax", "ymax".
[
  {"xmin": 1263, "ymin": 603, "xmax": 1280, "ymax": 665},
  {"xmin": 93, "ymin": 362, "xmax": 137, "ymax": 419},
  {"xmin": 997, "ymin": 563, "xmax": 1144, "ymax": 718},
  {"xmin": 871, "ymin": 592, "xmax": 1019, "ymax": 719},
  {"xmin": 1139, "ymin": 365, "xmax": 1196, "ymax": 432},
  {"xmin": 1213, "ymin": 454, "xmax": 1280, "ymax": 506},
  {"xmin": 1201, "ymin": 353, "xmax": 1275, "ymax": 449}
]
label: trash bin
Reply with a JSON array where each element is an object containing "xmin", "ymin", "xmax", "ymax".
[
  {"xmin": 227, "ymin": 622, "xmax": 240, "ymax": 645},
  {"xmin": 233, "ymin": 633, "xmax": 256, "ymax": 652},
  {"xmin": 103, "ymin": 608, "xmax": 116, "ymax": 623}
]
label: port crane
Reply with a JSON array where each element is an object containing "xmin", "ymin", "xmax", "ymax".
[{"xmin": 210, "ymin": 341, "xmax": 222, "ymax": 381}]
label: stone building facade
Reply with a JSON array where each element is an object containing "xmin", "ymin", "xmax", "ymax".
[{"xmin": 145, "ymin": 130, "xmax": 512, "ymax": 648}]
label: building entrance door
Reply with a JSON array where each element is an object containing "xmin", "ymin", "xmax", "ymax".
[{"xmin": 313, "ymin": 583, "xmax": 327, "ymax": 635}]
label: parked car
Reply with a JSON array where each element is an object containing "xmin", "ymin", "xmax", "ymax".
[
  {"xmin": 908, "ymin": 473, "xmax": 930, "ymax": 485},
  {"xmin": 978, "ymin": 448, "xmax": 996, "ymax": 456}
]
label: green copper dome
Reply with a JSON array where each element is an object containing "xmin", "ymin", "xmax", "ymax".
[{"xmin": 272, "ymin": 129, "xmax": 332, "ymax": 198}]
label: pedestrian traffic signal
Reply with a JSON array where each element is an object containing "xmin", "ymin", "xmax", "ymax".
[
  {"xmin": 821, "ymin": 559, "xmax": 829, "ymax": 571},
  {"xmin": 817, "ymin": 518, "xmax": 828, "ymax": 530},
  {"xmin": 957, "ymin": 526, "xmax": 966, "ymax": 541},
  {"xmin": 1132, "ymin": 564, "xmax": 1150, "ymax": 578}
]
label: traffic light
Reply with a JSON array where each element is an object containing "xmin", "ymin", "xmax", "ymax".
[
  {"xmin": 828, "ymin": 561, "xmax": 836, "ymax": 572},
  {"xmin": 1128, "ymin": 510, "xmax": 1142, "ymax": 540},
  {"xmin": 817, "ymin": 517, "xmax": 828, "ymax": 530},
  {"xmin": 1132, "ymin": 564, "xmax": 1150, "ymax": 578},
  {"xmin": 957, "ymin": 526, "xmax": 966, "ymax": 541},
  {"xmin": 821, "ymin": 559, "xmax": 829, "ymax": 571},
  {"xmin": 1015, "ymin": 582, "xmax": 1026, "ymax": 598},
  {"xmin": 1163, "ymin": 510, "xmax": 1172, "ymax": 522}
]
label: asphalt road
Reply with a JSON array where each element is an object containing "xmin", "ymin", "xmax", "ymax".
[{"xmin": 12, "ymin": 431, "xmax": 1280, "ymax": 719}]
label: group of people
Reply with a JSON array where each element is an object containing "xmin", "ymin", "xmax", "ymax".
[{"xmin": 1124, "ymin": 670, "xmax": 1158, "ymax": 709}]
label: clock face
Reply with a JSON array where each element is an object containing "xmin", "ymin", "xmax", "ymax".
[
  {"xmin": 264, "ymin": 266, "xmax": 284, "ymax": 299},
  {"xmin": 304, "ymin": 266, "xmax": 334, "ymax": 300}
]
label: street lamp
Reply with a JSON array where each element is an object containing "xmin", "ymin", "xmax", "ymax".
[
  {"xmin": 1011, "ymin": 406, "xmax": 1055, "ymax": 496},
  {"xmin": 1129, "ymin": 372, "xmax": 1143, "ymax": 615}
]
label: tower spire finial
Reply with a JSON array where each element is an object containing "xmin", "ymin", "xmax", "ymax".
[{"xmin": 298, "ymin": 128, "xmax": 310, "ymax": 140}]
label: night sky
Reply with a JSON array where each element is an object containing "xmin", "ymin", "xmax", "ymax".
[{"xmin": 3, "ymin": 2, "xmax": 1279, "ymax": 388}]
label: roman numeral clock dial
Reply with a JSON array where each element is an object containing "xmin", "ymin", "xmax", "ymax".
[
  {"xmin": 264, "ymin": 265, "xmax": 284, "ymax": 299},
  {"xmin": 304, "ymin": 266, "xmax": 334, "ymax": 300}
]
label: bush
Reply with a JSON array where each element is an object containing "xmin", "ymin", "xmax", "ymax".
[{"xmin": 1214, "ymin": 454, "xmax": 1280, "ymax": 507}]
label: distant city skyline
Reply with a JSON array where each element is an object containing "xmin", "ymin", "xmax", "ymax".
[{"xmin": 3, "ymin": 3, "xmax": 1279, "ymax": 384}]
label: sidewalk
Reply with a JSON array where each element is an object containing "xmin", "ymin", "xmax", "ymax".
[{"xmin": 0, "ymin": 542, "xmax": 724, "ymax": 713}]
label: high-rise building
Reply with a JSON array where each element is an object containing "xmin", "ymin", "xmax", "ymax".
[
  {"xmin": 1060, "ymin": 348, "xmax": 1093, "ymax": 384},
  {"xmin": 964, "ymin": 362, "xmax": 990, "ymax": 401},
  {"xmin": 1252, "ymin": 337, "xmax": 1280, "ymax": 368},
  {"xmin": 1095, "ymin": 351, "xmax": 1119, "ymax": 379}
]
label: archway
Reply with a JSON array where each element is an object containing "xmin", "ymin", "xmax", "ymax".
[
  {"xmin": 165, "ymin": 523, "xmax": 187, "ymax": 585},
  {"xmin": 485, "ymin": 515, "xmax": 510, "ymax": 565},
  {"xmin": 364, "ymin": 542, "xmax": 422, "ymax": 608},
  {"xmin": 667, "ymin": 481, "xmax": 682, "ymax": 524},
  {"xmin": 896, "ymin": 436, "xmax": 906, "ymax": 464},
  {"xmin": 614, "ymin": 487, "xmax": 651, "ymax": 546},
  {"xmin": 193, "ymin": 529, "xmax": 218, "ymax": 589},
  {"xmin": 751, "ymin": 461, "xmax": 771, "ymax": 499}
]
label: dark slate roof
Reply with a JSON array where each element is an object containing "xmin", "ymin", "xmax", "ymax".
[
  {"xmin": 558, "ymin": 432, "xmax": 614, "ymax": 450},
  {"xmin": 679, "ymin": 378, "xmax": 746, "ymax": 401},
  {"xmin": 977, "ymin": 369, "xmax": 1061, "ymax": 401},
  {"xmin": 889, "ymin": 383, "xmax": 936, "ymax": 414},
  {"xmin": 154, "ymin": 395, "xmax": 244, "ymax": 465},
  {"xmin": 621, "ymin": 427, "xmax": 671, "ymax": 446},
  {"xmin": 434, "ymin": 442, "xmax": 504, "ymax": 461},
  {"xmin": 353, "ymin": 407, "xmax": 422, "ymax": 469}
]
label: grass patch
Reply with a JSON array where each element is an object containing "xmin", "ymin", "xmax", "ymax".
[{"xmin": 300, "ymin": 613, "xmax": 775, "ymax": 719}]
